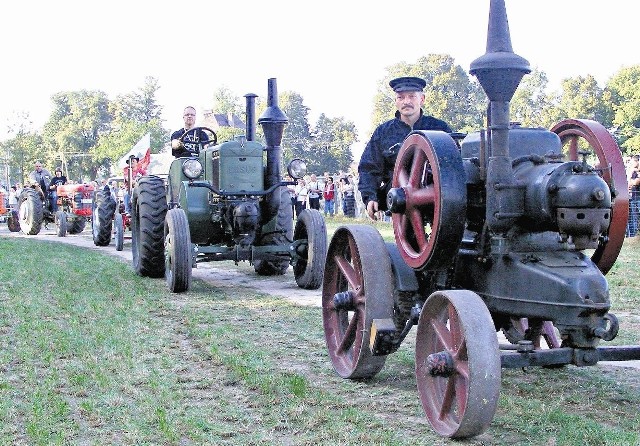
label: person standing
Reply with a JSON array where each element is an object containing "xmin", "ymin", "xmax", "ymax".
[
  {"xmin": 323, "ymin": 176, "xmax": 336, "ymax": 216},
  {"xmin": 295, "ymin": 178, "xmax": 308, "ymax": 219},
  {"xmin": 307, "ymin": 174, "xmax": 322, "ymax": 211},
  {"xmin": 48, "ymin": 168, "xmax": 67, "ymax": 212},
  {"xmin": 171, "ymin": 106, "xmax": 210, "ymax": 158},
  {"xmin": 358, "ymin": 76, "xmax": 453, "ymax": 220}
]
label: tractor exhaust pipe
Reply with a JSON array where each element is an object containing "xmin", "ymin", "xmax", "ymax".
[
  {"xmin": 244, "ymin": 93, "xmax": 258, "ymax": 142},
  {"xmin": 258, "ymin": 78, "xmax": 288, "ymax": 191},
  {"xmin": 469, "ymin": 0, "xmax": 530, "ymax": 232}
]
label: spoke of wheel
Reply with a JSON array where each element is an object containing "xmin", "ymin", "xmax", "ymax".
[
  {"xmin": 409, "ymin": 149, "xmax": 426, "ymax": 188},
  {"xmin": 431, "ymin": 318, "xmax": 453, "ymax": 351},
  {"xmin": 440, "ymin": 378, "xmax": 456, "ymax": 420},
  {"xmin": 334, "ymin": 255, "xmax": 358, "ymax": 291},
  {"xmin": 338, "ymin": 309, "xmax": 361, "ymax": 354},
  {"xmin": 409, "ymin": 208, "xmax": 426, "ymax": 247},
  {"xmin": 410, "ymin": 187, "xmax": 436, "ymax": 207}
]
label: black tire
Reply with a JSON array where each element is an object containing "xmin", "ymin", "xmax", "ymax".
[
  {"xmin": 131, "ymin": 176, "xmax": 167, "ymax": 278},
  {"xmin": 18, "ymin": 188, "xmax": 43, "ymax": 235},
  {"xmin": 7, "ymin": 210, "xmax": 20, "ymax": 232},
  {"xmin": 254, "ymin": 187, "xmax": 293, "ymax": 276},
  {"xmin": 68, "ymin": 217, "xmax": 86, "ymax": 234},
  {"xmin": 114, "ymin": 213, "xmax": 124, "ymax": 251},
  {"xmin": 92, "ymin": 190, "xmax": 116, "ymax": 246},
  {"xmin": 293, "ymin": 209, "xmax": 327, "ymax": 289},
  {"xmin": 165, "ymin": 208, "xmax": 192, "ymax": 293},
  {"xmin": 55, "ymin": 211, "xmax": 67, "ymax": 237}
]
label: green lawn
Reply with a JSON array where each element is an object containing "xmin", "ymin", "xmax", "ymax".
[{"xmin": 0, "ymin": 232, "xmax": 638, "ymax": 445}]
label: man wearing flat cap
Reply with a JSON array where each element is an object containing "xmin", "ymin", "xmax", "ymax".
[{"xmin": 358, "ymin": 76, "xmax": 452, "ymax": 220}]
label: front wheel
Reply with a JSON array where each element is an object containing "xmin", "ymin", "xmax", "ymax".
[
  {"xmin": 92, "ymin": 189, "xmax": 116, "ymax": 246},
  {"xmin": 18, "ymin": 189, "xmax": 44, "ymax": 235},
  {"xmin": 165, "ymin": 208, "xmax": 192, "ymax": 293},
  {"xmin": 114, "ymin": 213, "xmax": 124, "ymax": 251},
  {"xmin": 415, "ymin": 290, "xmax": 501, "ymax": 438},
  {"xmin": 131, "ymin": 176, "xmax": 167, "ymax": 277},
  {"xmin": 55, "ymin": 211, "xmax": 67, "ymax": 237},
  {"xmin": 293, "ymin": 209, "xmax": 327, "ymax": 289}
]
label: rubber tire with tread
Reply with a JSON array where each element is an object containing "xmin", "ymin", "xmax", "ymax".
[
  {"xmin": 132, "ymin": 176, "xmax": 167, "ymax": 278},
  {"xmin": 92, "ymin": 189, "xmax": 116, "ymax": 246},
  {"xmin": 18, "ymin": 188, "xmax": 43, "ymax": 235},
  {"xmin": 114, "ymin": 213, "xmax": 124, "ymax": 251},
  {"xmin": 293, "ymin": 209, "xmax": 327, "ymax": 289},
  {"xmin": 254, "ymin": 187, "xmax": 294, "ymax": 276},
  {"xmin": 7, "ymin": 210, "xmax": 20, "ymax": 232},
  {"xmin": 56, "ymin": 211, "xmax": 67, "ymax": 237},
  {"xmin": 165, "ymin": 208, "xmax": 192, "ymax": 293},
  {"xmin": 68, "ymin": 217, "xmax": 86, "ymax": 234}
]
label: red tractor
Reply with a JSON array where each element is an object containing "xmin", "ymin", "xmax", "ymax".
[{"xmin": 17, "ymin": 182, "xmax": 95, "ymax": 236}]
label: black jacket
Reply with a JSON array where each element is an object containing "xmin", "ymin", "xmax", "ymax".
[{"xmin": 357, "ymin": 110, "xmax": 452, "ymax": 207}]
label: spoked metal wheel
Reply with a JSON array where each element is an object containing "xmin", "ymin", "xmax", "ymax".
[
  {"xmin": 114, "ymin": 213, "xmax": 124, "ymax": 251},
  {"xmin": 551, "ymin": 119, "xmax": 627, "ymax": 274},
  {"xmin": 388, "ymin": 131, "xmax": 466, "ymax": 270},
  {"xmin": 416, "ymin": 290, "xmax": 501, "ymax": 438},
  {"xmin": 322, "ymin": 225, "xmax": 394, "ymax": 379}
]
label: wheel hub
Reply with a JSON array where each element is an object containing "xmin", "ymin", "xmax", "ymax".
[
  {"xmin": 333, "ymin": 290, "xmax": 355, "ymax": 311},
  {"xmin": 426, "ymin": 351, "xmax": 455, "ymax": 377}
]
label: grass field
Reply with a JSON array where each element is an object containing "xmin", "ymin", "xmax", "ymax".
[{"xmin": 0, "ymin": 227, "xmax": 639, "ymax": 445}]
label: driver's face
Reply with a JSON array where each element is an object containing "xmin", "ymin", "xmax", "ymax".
[{"xmin": 183, "ymin": 108, "xmax": 196, "ymax": 128}]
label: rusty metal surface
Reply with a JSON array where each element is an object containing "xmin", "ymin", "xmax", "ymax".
[
  {"xmin": 321, "ymin": 225, "xmax": 395, "ymax": 379},
  {"xmin": 551, "ymin": 119, "xmax": 629, "ymax": 274}
]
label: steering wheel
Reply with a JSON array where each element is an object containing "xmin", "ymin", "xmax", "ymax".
[{"xmin": 178, "ymin": 126, "xmax": 218, "ymax": 148}]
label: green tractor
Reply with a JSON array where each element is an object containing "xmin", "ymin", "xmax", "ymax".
[{"xmin": 130, "ymin": 78, "xmax": 327, "ymax": 293}]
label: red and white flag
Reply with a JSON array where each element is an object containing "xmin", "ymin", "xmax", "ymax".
[{"xmin": 119, "ymin": 133, "xmax": 151, "ymax": 169}]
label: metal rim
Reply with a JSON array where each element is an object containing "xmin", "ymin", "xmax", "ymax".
[
  {"xmin": 415, "ymin": 290, "xmax": 501, "ymax": 438},
  {"xmin": 551, "ymin": 118, "xmax": 628, "ymax": 274},
  {"xmin": 322, "ymin": 225, "xmax": 394, "ymax": 379},
  {"xmin": 391, "ymin": 131, "xmax": 466, "ymax": 270}
]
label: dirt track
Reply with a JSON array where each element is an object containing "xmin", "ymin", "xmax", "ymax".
[
  {"xmin": 2, "ymin": 223, "xmax": 639, "ymax": 370},
  {"xmin": 0, "ymin": 223, "xmax": 322, "ymax": 307}
]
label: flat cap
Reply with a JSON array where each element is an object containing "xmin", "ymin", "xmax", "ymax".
[{"xmin": 389, "ymin": 76, "xmax": 426, "ymax": 92}]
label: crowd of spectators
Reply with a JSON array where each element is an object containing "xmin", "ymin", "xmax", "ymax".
[{"xmin": 287, "ymin": 170, "xmax": 365, "ymax": 220}]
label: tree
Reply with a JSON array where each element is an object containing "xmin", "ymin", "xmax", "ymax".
[
  {"xmin": 606, "ymin": 65, "xmax": 640, "ymax": 154},
  {"xmin": 94, "ymin": 77, "xmax": 167, "ymax": 175},
  {"xmin": 309, "ymin": 114, "xmax": 357, "ymax": 174},
  {"xmin": 554, "ymin": 75, "xmax": 613, "ymax": 127},
  {"xmin": 279, "ymin": 91, "xmax": 312, "ymax": 164},
  {"xmin": 208, "ymin": 86, "xmax": 246, "ymax": 143},
  {"xmin": 42, "ymin": 90, "xmax": 112, "ymax": 181},
  {"xmin": 511, "ymin": 68, "xmax": 558, "ymax": 128}
]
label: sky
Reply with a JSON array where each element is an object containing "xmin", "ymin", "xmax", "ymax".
[{"xmin": 1, "ymin": 0, "xmax": 637, "ymax": 160}]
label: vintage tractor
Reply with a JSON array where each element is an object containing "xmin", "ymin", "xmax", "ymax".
[
  {"xmin": 17, "ymin": 182, "xmax": 94, "ymax": 236},
  {"xmin": 322, "ymin": 0, "xmax": 640, "ymax": 439},
  {"xmin": 130, "ymin": 78, "xmax": 327, "ymax": 293}
]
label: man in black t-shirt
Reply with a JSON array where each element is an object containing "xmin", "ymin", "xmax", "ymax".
[
  {"xmin": 171, "ymin": 106, "xmax": 210, "ymax": 157},
  {"xmin": 49, "ymin": 168, "xmax": 67, "ymax": 212}
]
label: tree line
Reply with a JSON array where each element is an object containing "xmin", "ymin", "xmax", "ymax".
[{"xmin": 2, "ymin": 54, "xmax": 639, "ymax": 185}]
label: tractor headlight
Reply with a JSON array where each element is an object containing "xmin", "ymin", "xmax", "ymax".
[
  {"xmin": 182, "ymin": 159, "xmax": 203, "ymax": 179},
  {"xmin": 287, "ymin": 158, "xmax": 307, "ymax": 179}
]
